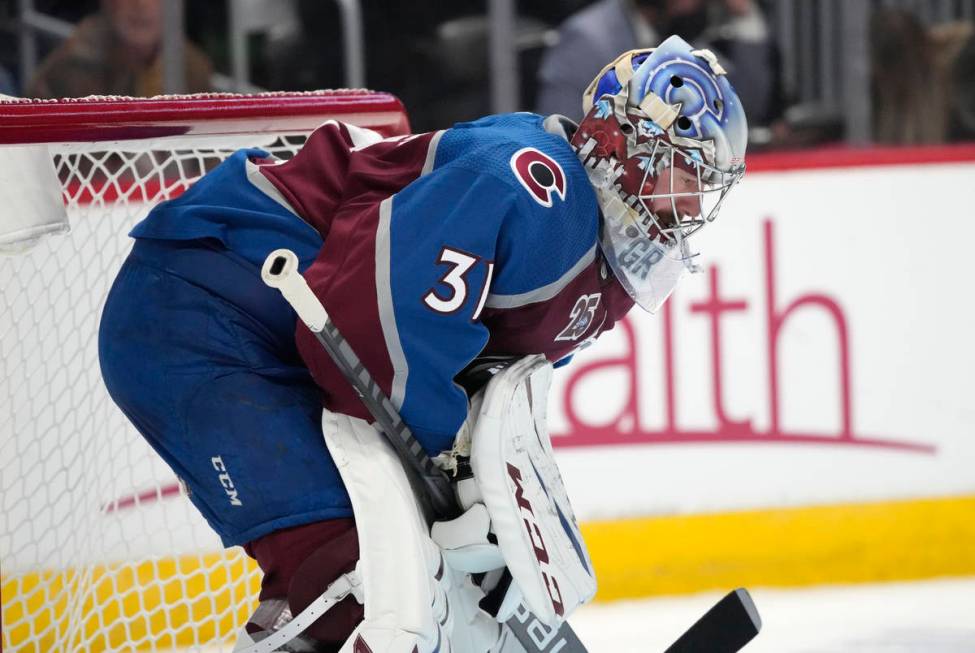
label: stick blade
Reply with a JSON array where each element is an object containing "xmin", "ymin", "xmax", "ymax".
[{"xmin": 664, "ymin": 588, "xmax": 761, "ymax": 653}]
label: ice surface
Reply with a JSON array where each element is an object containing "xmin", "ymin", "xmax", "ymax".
[
  {"xmin": 570, "ymin": 577, "xmax": 975, "ymax": 652},
  {"xmin": 167, "ymin": 578, "xmax": 975, "ymax": 652}
]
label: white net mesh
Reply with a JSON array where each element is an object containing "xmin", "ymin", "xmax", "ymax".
[{"xmin": 0, "ymin": 102, "xmax": 383, "ymax": 651}]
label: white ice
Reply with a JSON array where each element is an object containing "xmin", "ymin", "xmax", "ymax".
[
  {"xmin": 174, "ymin": 577, "xmax": 975, "ymax": 652},
  {"xmin": 570, "ymin": 577, "xmax": 975, "ymax": 652}
]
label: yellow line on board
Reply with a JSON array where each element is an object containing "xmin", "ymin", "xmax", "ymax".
[
  {"xmin": 3, "ymin": 494, "xmax": 974, "ymax": 650},
  {"xmin": 581, "ymin": 494, "xmax": 975, "ymax": 601}
]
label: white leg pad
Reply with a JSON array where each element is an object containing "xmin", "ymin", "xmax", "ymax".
[{"xmin": 324, "ymin": 409, "xmax": 444, "ymax": 652}]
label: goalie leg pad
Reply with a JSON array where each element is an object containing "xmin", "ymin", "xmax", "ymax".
[
  {"xmin": 323, "ymin": 409, "xmax": 500, "ymax": 653},
  {"xmin": 470, "ymin": 356, "xmax": 597, "ymax": 626},
  {"xmin": 323, "ymin": 409, "xmax": 441, "ymax": 651}
]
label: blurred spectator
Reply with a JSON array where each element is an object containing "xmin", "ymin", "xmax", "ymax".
[
  {"xmin": 262, "ymin": 1, "xmax": 446, "ymax": 96},
  {"xmin": 0, "ymin": 64, "xmax": 16, "ymax": 96},
  {"xmin": 536, "ymin": 0, "xmax": 659, "ymax": 120},
  {"xmin": 263, "ymin": 0, "xmax": 344, "ymax": 92},
  {"xmin": 261, "ymin": 1, "xmax": 548, "ymax": 131},
  {"xmin": 404, "ymin": 13, "xmax": 554, "ymax": 131},
  {"xmin": 932, "ymin": 20, "xmax": 975, "ymax": 142},
  {"xmin": 27, "ymin": 0, "xmax": 212, "ymax": 99},
  {"xmin": 535, "ymin": 0, "xmax": 781, "ymax": 124},
  {"xmin": 703, "ymin": 0, "xmax": 784, "ymax": 126},
  {"xmin": 870, "ymin": 9, "xmax": 975, "ymax": 145},
  {"xmin": 870, "ymin": 9, "xmax": 945, "ymax": 144}
]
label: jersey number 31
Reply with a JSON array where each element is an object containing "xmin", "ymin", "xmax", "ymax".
[{"xmin": 424, "ymin": 247, "xmax": 494, "ymax": 319}]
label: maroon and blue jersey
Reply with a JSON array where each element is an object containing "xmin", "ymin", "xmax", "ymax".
[
  {"xmin": 104, "ymin": 113, "xmax": 635, "ymax": 545},
  {"xmin": 259, "ymin": 113, "xmax": 635, "ymax": 455}
]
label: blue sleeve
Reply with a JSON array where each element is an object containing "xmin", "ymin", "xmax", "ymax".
[
  {"xmin": 386, "ymin": 168, "xmax": 518, "ymax": 454},
  {"xmin": 130, "ymin": 148, "xmax": 323, "ymax": 269}
]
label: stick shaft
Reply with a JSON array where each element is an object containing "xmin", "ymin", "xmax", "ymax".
[
  {"xmin": 310, "ymin": 323, "xmax": 457, "ymax": 519},
  {"xmin": 261, "ymin": 249, "xmax": 589, "ymax": 652},
  {"xmin": 261, "ymin": 249, "xmax": 457, "ymax": 520}
]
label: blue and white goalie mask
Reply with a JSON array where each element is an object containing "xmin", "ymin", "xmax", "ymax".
[{"xmin": 570, "ymin": 36, "xmax": 748, "ymax": 312}]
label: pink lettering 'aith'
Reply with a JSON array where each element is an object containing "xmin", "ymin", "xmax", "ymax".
[{"xmin": 555, "ymin": 218, "xmax": 933, "ymax": 454}]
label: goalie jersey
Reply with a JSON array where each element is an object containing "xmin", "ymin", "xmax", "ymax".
[{"xmin": 131, "ymin": 113, "xmax": 634, "ymax": 463}]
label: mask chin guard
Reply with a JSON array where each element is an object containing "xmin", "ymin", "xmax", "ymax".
[{"xmin": 596, "ymin": 188, "xmax": 695, "ymax": 314}]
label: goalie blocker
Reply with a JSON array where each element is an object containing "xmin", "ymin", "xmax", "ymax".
[{"xmin": 435, "ymin": 355, "xmax": 596, "ymax": 626}]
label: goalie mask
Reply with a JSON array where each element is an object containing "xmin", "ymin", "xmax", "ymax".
[{"xmin": 570, "ymin": 36, "xmax": 748, "ymax": 312}]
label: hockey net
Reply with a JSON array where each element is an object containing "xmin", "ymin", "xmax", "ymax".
[{"xmin": 0, "ymin": 91, "xmax": 410, "ymax": 653}]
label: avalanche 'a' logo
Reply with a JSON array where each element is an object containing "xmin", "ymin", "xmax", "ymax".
[{"xmin": 509, "ymin": 147, "xmax": 567, "ymax": 208}]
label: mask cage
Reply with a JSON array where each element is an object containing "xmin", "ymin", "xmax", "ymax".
[{"xmin": 634, "ymin": 137, "xmax": 745, "ymax": 246}]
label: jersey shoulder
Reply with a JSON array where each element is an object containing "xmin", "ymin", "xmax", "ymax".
[
  {"xmin": 433, "ymin": 113, "xmax": 592, "ymax": 208},
  {"xmin": 432, "ymin": 113, "xmax": 600, "ymax": 297}
]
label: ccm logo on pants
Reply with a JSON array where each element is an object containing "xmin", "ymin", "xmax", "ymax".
[{"xmin": 211, "ymin": 456, "xmax": 243, "ymax": 506}]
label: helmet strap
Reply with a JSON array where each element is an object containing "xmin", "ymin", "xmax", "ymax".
[{"xmin": 637, "ymin": 93, "xmax": 680, "ymax": 129}]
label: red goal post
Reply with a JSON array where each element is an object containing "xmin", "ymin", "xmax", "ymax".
[
  {"xmin": 0, "ymin": 91, "xmax": 409, "ymax": 145},
  {"xmin": 0, "ymin": 90, "xmax": 409, "ymax": 653}
]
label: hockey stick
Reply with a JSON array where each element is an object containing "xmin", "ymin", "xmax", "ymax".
[
  {"xmin": 261, "ymin": 249, "xmax": 588, "ymax": 653},
  {"xmin": 261, "ymin": 249, "xmax": 457, "ymax": 523},
  {"xmin": 261, "ymin": 249, "xmax": 761, "ymax": 653},
  {"xmin": 664, "ymin": 588, "xmax": 762, "ymax": 652}
]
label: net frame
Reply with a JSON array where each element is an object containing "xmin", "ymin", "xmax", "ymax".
[{"xmin": 0, "ymin": 90, "xmax": 410, "ymax": 653}]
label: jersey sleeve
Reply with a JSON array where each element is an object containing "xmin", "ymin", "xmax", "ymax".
[{"xmin": 383, "ymin": 167, "xmax": 518, "ymax": 454}]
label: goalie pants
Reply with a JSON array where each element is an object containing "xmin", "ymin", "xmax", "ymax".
[{"xmin": 99, "ymin": 238, "xmax": 355, "ymax": 546}]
